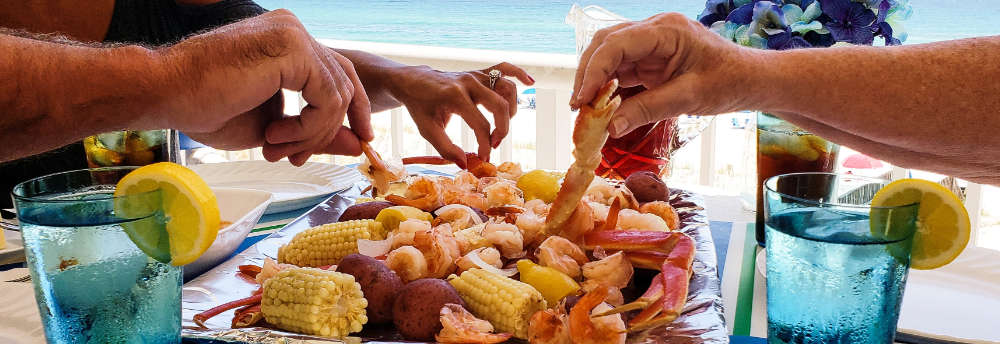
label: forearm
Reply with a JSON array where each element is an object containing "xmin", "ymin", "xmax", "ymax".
[
  {"xmin": 333, "ymin": 48, "xmax": 407, "ymax": 112},
  {"xmin": 0, "ymin": 34, "xmax": 168, "ymax": 162},
  {"xmin": 772, "ymin": 111, "xmax": 1000, "ymax": 184},
  {"xmin": 757, "ymin": 37, "xmax": 1000, "ymax": 158}
]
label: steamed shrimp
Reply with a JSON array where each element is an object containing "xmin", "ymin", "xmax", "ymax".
[
  {"xmin": 455, "ymin": 247, "xmax": 503, "ymax": 274},
  {"xmin": 581, "ymin": 251, "xmax": 633, "ymax": 289},
  {"xmin": 387, "ymin": 175, "xmax": 443, "ymax": 211},
  {"xmin": 413, "ymin": 224, "xmax": 461, "ymax": 278},
  {"xmin": 483, "ymin": 222, "xmax": 524, "ymax": 258},
  {"xmin": 552, "ymin": 201, "xmax": 595, "ymax": 243},
  {"xmin": 523, "ymin": 199, "xmax": 550, "ymax": 216},
  {"xmin": 584, "ymin": 178, "xmax": 616, "ymax": 206},
  {"xmin": 616, "ymin": 209, "xmax": 669, "ymax": 232},
  {"xmin": 255, "ymin": 258, "xmax": 296, "ymax": 284},
  {"xmin": 436, "ymin": 304, "xmax": 512, "ymax": 344},
  {"xmin": 569, "ymin": 287, "xmax": 626, "ymax": 344},
  {"xmin": 536, "ymin": 236, "xmax": 588, "ymax": 279},
  {"xmin": 434, "ymin": 204, "xmax": 481, "ymax": 231},
  {"xmin": 391, "ymin": 219, "xmax": 431, "ymax": 249},
  {"xmin": 386, "ymin": 245, "xmax": 429, "ymax": 283},
  {"xmin": 528, "ymin": 303, "xmax": 571, "ymax": 344},
  {"xmin": 497, "ymin": 162, "xmax": 523, "ymax": 181},
  {"xmin": 515, "ymin": 210, "xmax": 546, "ymax": 246},
  {"xmin": 640, "ymin": 201, "xmax": 681, "ymax": 230},
  {"xmin": 484, "ymin": 180, "xmax": 524, "ymax": 208}
]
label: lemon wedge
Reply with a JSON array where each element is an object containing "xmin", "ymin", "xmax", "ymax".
[
  {"xmin": 871, "ymin": 178, "xmax": 970, "ymax": 270},
  {"xmin": 375, "ymin": 206, "xmax": 432, "ymax": 232},
  {"xmin": 114, "ymin": 162, "xmax": 220, "ymax": 266}
]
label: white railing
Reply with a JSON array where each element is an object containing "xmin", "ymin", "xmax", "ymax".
[{"xmin": 209, "ymin": 39, "xmax": 992, "ymax": 251}]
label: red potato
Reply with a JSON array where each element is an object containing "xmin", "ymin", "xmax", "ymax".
[
  {"xmin": 338, "ymin": 201, "xmax": 395, "ymax": 222},
  {"xmin": 335, "ymin": 254, "xmax": 404, "ymax": 324},
  {"xmin": 625, "ymin": 171, "xmax": 670, "ymax": 203},
  {"xmin": 392, "ymin": 279, "xmax": 466, "ymax": 341}
]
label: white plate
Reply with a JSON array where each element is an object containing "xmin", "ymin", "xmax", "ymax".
[
  {"xmin": 190, "ymin": 161, "xmax": 361, "ymax": 214},
  {"xmin": 183, "ymin": 187, "xmax": 273, "ymax": 280},
  {"xmin": 0, "ymin": 230, "xmax": 25, "ymax": 266}
]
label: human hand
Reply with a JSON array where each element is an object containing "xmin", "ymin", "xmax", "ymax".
[
  {"xmin": 570, "ymin": 13, "xmax": 760, "ymax": 138},
  {"xmin": 387, "ymin": 62, "xmax": 533, "ymax": 168},
  {"xmin": 161, "ymin": 9, "xmax": 372, "ymax": 165}
]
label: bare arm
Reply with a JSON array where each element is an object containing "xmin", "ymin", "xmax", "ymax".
[
  {"xmin": 572, "ymin": 13, "xmax": 1000, "ymax": 185},
  {"xmin": 0, "ymin": 10, "xmax": 370, "ymax": 165},
  {"xmin": 333, "ymin": 48, "xmax": 407, "ymax": 113},
  {"xmin": 0, "ymin": 0, "xmax": 115, "ymax": 42},
  {"xmin": 757, "ymin": 40, "xmax": 1000, "ymax": 182},
  {"xmin": 0, "ymin": 33, "xmax": 167, "ymax": 162}
]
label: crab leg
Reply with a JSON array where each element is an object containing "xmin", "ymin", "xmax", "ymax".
[
  {"xmin": 232, "ymin": 304, "xmax": 264, "ymax": 328},
  {"xmin": 402, "ymin": 152, "xmax": 497, "ymax": 178},
  {"xmin": 193, "ymin": 293, "xmax": 263, "ymax": 328},
  {"xmin": 627, "ymin": 262, "xmax": 690, "ymax": 332},
  {"xmin": 545, "ymin": 79, "xmax": 621, "ymax": 237},
  {"xmin": 583, "ymin": 230, "xmax": 682, "ymax": 253}
]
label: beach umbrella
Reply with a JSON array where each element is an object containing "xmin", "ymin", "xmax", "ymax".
[{"xmin": 843, "ymin": 153, "xmax": 884, "ymax": 169}]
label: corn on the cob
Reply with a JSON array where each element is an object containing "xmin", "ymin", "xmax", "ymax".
[
  {"xmin": 447, "ymin": 268, "xmax": 548, "ymax": 339},
  {"xmin": 261, "ymin": 267, "xmax": 368, "ymax": 338},
  {"xmin": 278, "ymin": 220, "xmax": 384, "ymax": 267}
]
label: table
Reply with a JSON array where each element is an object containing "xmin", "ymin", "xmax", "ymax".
[{"xmin": 2, "ymin": 173, "xmax": 996, "ymax": 343}]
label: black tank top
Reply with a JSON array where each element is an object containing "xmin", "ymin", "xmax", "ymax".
[{"xmin": 0, "ymin": 0, "xmax": 265, "ymax": 210}]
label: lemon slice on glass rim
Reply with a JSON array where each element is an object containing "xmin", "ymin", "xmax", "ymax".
[
  {"xmin": 871, "ymin": 178, "xmax": 971, "ymax": 270},
  {"xmin": 114, "ymin": 162, "xmax": 220, "ymax": 266}
]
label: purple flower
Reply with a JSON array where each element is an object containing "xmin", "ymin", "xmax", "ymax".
[
  {"xmin": 727, "ymin": 3, "xmax": 756, "ymax": 25},
  {"xmin": 699, "ymin": 0, "xmax": 736, "ymax": 26},
  {"xmin": 767, "ymin": 31, "xmax": 813, "ymax": 50},
  {"xmin": 822, "ymin": 0, "xmax": 877, "ymax": 45}
]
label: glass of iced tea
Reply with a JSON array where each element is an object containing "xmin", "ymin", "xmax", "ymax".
[
  {"xmin": 83, "ymin": 130, "xmax": 171, "ymax": 167},
  {"xmin": 755, "ymin": 113, "xmax": 840, "ymax": 246}
]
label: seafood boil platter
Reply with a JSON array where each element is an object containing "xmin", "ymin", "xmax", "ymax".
[{"xmin": 181, "ymin": 80, "xmax": 728, "ymax": 343}]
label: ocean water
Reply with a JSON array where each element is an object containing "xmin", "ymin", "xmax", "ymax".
[{"xmin": 255, "ymin": 0, "xmax": 1000, "ymax": 54}]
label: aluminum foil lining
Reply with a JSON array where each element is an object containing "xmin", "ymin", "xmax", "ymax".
[{"xmin": 181, "ymin": 186, "xmax": 728, "ymax": 343}]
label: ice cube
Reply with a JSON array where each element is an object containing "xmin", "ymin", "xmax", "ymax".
[{"xmin": 96, "ymin": 132, "xmax": 128, "ymax": 153}]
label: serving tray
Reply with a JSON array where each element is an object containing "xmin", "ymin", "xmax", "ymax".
[{"xmin": 181, "ymin": 185, "xmax": 727, "ymax": 343}]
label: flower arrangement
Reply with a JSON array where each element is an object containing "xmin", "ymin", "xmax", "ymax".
[{"xmin": 698, "ymin": 0, "xmax": 912, "ymax": 49}]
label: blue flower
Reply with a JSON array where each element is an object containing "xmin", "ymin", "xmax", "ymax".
[
  {"xmin": 699, "ymin": 0, "xmax": 736, "ymax": 26},
  {"xmin": 750, "ymin": 1, "xmax": 788, "ymax": 37},
  {"xmin": 782, "ymin": 2, "xmax": 825, "ymax": 36},
  {"xmin": 767, "ymin": 31, "xmax": 812, "ymax": 50},
  {"xmin": 726, "ymin": 3, "xmax": 756, "ymax": 25},
  {"xmin": 821, "ymin": 0, "xmax": 877, "ymax": 45}
]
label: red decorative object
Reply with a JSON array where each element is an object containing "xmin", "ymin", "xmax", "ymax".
[{"xmin": 596, "ymin": 86, "xmax": 678, "ymax": 180}]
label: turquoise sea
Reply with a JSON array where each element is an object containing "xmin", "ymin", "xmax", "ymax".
[{"xmin": 255, "ymin": 0, "xmax": 1000, "ymax": 54}]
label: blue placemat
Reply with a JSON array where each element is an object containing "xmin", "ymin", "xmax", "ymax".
[{"xmin": 711, "ymin": 221, "xmax": 733, "ymax": 278}]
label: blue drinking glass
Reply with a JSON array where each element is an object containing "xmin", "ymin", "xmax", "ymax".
[
  {"xmin": 764, "ymin": 173, "xmax": 919, "ymax": 344},
  {"xmin": 12, "ymin": 167, "xmax": 181, "ymax": 344}
]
